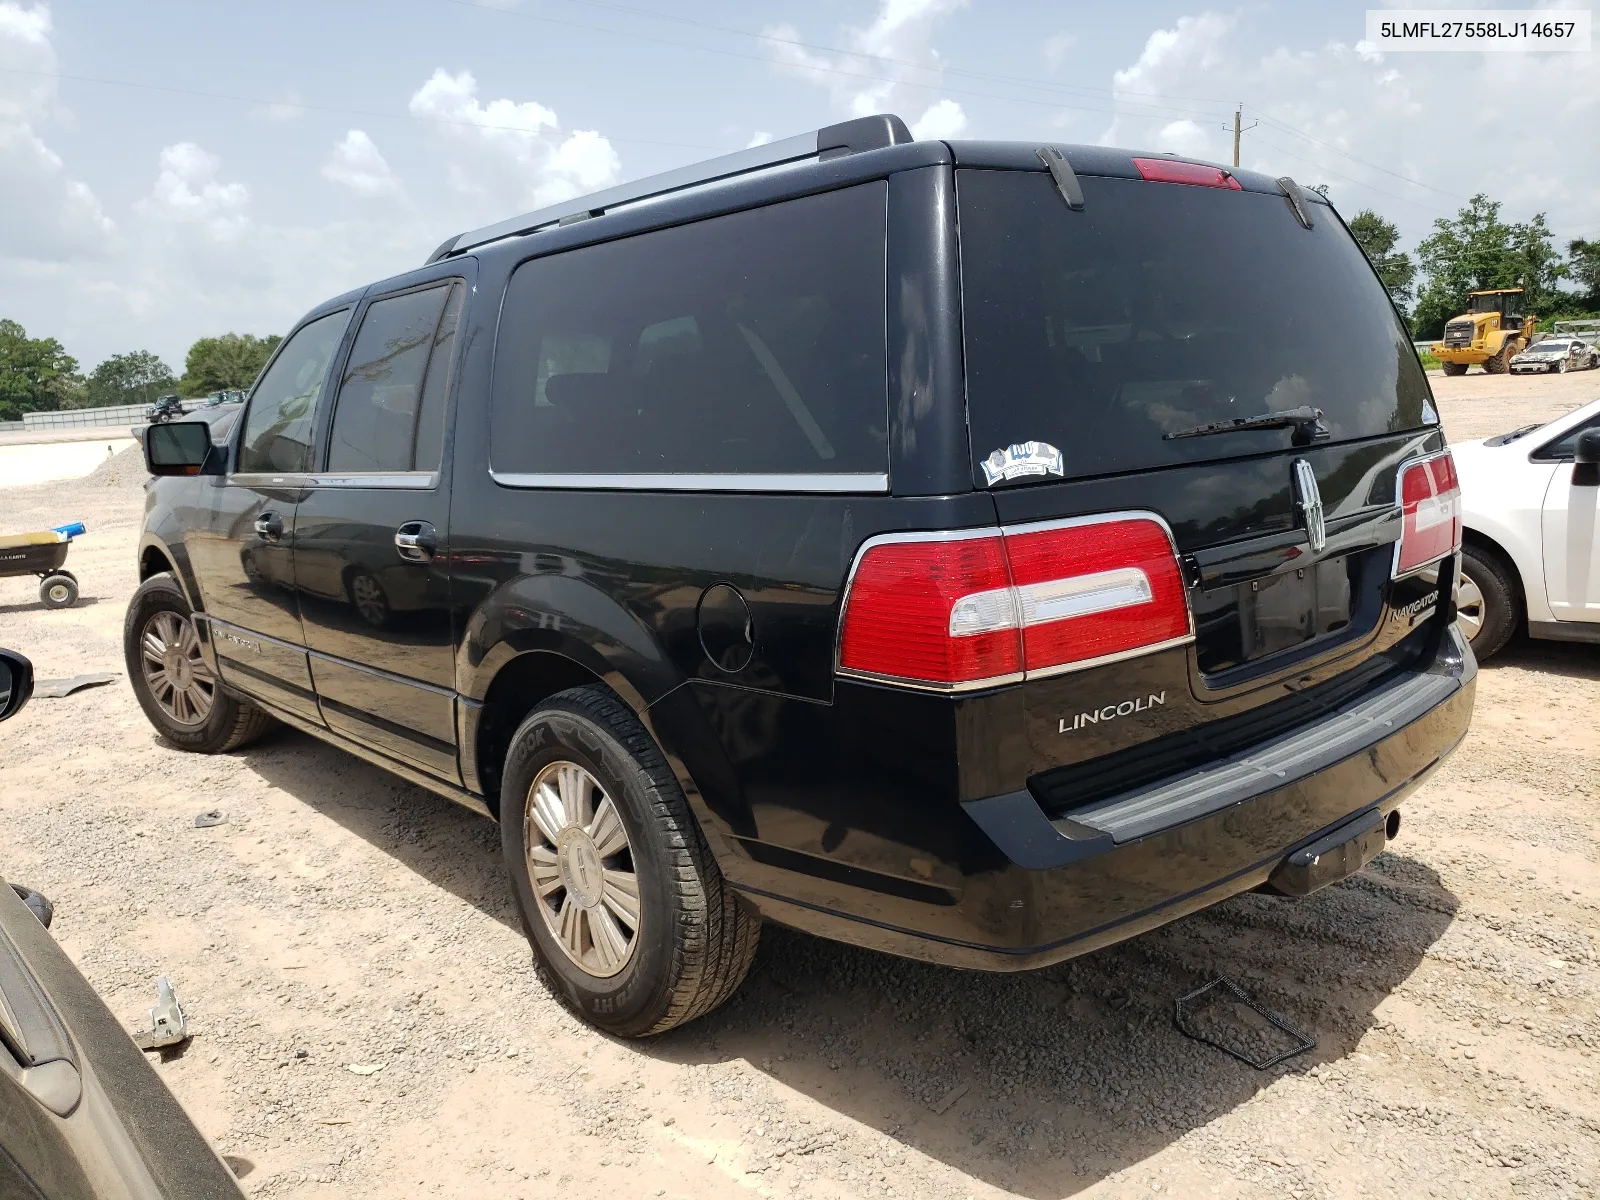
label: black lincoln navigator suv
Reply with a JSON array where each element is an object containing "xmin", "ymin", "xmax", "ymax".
[{"xmin": 128, "ymin": 115, "xmax": 1475, "ymax": 1036}]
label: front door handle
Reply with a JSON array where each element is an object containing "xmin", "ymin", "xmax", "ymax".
[
  {"xmin": 395, "ymin": 521, "xmax": 437, "ymax": 563},
  {"xmin": 254, "ymin": 512, "xmax": 283, "ymax": 542}
]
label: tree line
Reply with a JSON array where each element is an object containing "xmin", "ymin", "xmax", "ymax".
[
  {"xmin": 0, "ymin": 327, "xmax": 281, "ymax": 422},
  {"xmin": 1338, "ymin": 195, "xmax": 1599, "ymax": 340}
]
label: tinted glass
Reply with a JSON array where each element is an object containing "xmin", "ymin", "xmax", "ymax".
[
  {"xmin": 328, "ymin": 283, "xmax": 456, "ymax": 473},
  {"xmin": 1533, "ymin": 416, "xmax": 1600, "ymax": 462},
  {"xmin": 414, "ymin": 283, "xmax": 463, "ymax": 472},
  {"xmin": 490, "ymin": 182, "xmax": 888, "ymax": 476},
  {"xmin": 958, "ymin": 172, "xmax": 1434, "ymax": 481},
  {"xmin": 237, "ymin": 311, "xmax": 350, "ymax": 474}
]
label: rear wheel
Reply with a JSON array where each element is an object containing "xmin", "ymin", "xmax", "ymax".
[
  {"xmin": 38, "ymin": 573, "xmax": 77, "ymax": 609},
  {"xmin": 1458, "ymin": 545, "xmax": 1520, "ymax": 661},
  {"xmin": 124, "ymin": 573, "xmax": 276, "ymax": 752},
  {"xmin": 1440, "ymin": 361, "xmax": 1467, "ymax": 377},
  {"xmin": 500, "ymin": 686, "xmax": 759, "ymax": 1037}
]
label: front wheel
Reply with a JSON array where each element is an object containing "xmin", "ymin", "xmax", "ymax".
[
  {"xmin": 1556, "ymin": 359, "xmax": 1567, "ymax": 374},
  {"xmin": 123, "ymin": 573, "xmax": 277, "ymax": 752},
  {"xmin": 500, "ymin": 686, "xmax": 759, "ymax": 1037},
  {"xmin": 1440, "ymin": 361, "xmax": 1467, "ymax": 377},
  {"xmin": 1457, "ymin": 546, "xmax": 1521, "ymax": 661}
]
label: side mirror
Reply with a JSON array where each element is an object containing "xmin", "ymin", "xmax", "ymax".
[
  {"xmin": 0, "ymin": 649, "xmax": 34, "ymax": 722},
  {"xmin": 1575, "ymin": 429, "xmax": 1600, "ymax": 487},
  {"xmin": 144, "ymin": 421, "xmax": 224, "ymax": 477}
]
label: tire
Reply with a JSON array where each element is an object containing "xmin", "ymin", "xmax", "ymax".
[
  {"xmin": 1556, "ymin": 359, "xmax": 1567, "ymax": 374},
  {"xmin": 499, "ymin": 685, "xmax": 759, "ymax": 1037},
  {"xmin": 1485, "ymin": 339, "xmax": 1520, "ymax": 375},
  {"xmin": 123, "ymin": 573, "xmax": 277, "ymax": 753},
  {"xmin": 1457, "ymin": 545, "xmax": 1520, "ymax": 661},
  {"xmin": 38, "ymin": 573, "xmax": 77, "ymax": 609},
  {"xmin": 1440, "ymin": 361, "xmax": 1467, "ymax": 377}
]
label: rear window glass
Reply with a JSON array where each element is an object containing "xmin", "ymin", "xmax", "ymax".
[
  {"xmin": 490, "ymin": 182, "xmax": 888, "ymax": 478},
  {"xmin": 957, "ymin": 171, "xmax": 1434, "ymax": 482}
]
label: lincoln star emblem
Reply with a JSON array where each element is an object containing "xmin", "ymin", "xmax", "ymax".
[{"xmin": 1293, "ymin": 459, "xmax": 1326, "ymax": 553}]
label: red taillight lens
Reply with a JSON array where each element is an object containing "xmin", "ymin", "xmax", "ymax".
[
  {"xmin": 1004, "ymin": 518, "xmax": 1191, "ymax": 673},
  {"xmin": 838, "ymin": 515, "xmax": 1192, "ymax": 689},
  {"xmin": 1131, "ymin": 157, "xmax": 1243, "ymax": 190},
  {"xmin": 838, "ymin": 534, "xmax": 1021, "ymax": 685},
  {"xmin": 1394, "ymin": 451, "xmax": 1462, "ymax": 577}
]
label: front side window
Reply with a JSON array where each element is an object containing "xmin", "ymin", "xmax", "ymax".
[
  {"xmin": 327, "ymin": 282, "xmax": 462, "ymax": 473},
  {"xmin": 489, "ymin": 182, "xmax": 888, "ymax": 479},
  {"xmin": 1533, "ymin": 416, "xmax": 1600, "ymax": 462},
  {"xmin": 237, "ymin": 310, "xmax": 351, "ymax": 474}
]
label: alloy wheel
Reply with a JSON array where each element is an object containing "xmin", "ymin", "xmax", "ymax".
[
  {"xmin": 524, "ymin": 760, "xmax": 640, "ymax": 978},
  {"xmin": 1455, "ymin": 573, "xmax": 1487, "ymax": 644},
  {"xmin": 138, "ymin": 610, "xmax": 216, "ymax": 726}
]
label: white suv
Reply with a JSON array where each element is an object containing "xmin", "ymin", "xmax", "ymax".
[{"xmin": 1453, "ymin": 397, "xmax": 1600, "ymax": 658}]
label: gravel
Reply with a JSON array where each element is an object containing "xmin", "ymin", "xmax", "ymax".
[{"xmin": 0, "ymin": 376, "xmax": 1596, "ymax": 1199}]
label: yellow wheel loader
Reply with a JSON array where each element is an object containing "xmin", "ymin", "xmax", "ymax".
[{"xmin": 1430, "ymin": 288, "xmax": 1537, "ymax": 376}]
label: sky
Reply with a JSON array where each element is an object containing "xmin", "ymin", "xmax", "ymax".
[{"xmin": 2, "ymin": 0, "xmax": 1597, "ymax": 374}]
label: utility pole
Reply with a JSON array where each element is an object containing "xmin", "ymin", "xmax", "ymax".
[{"xmin": 1226, "ymin": 104, "xmax": 1257, "ymax": 168}]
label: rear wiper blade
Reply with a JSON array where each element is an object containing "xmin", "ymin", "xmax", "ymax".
[{"xmin": 1163, "ymin": 405, "xmax": 1330, "ymax": 445}]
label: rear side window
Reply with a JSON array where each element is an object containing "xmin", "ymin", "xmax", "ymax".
[
  {"xmin": 327, "ymin": 282, "xmax": 462, "ymax": 473},
  {"xmin": 238, "ymin": 310, "xmax": 351, "ymax": 474},
  {"xmin": 957, "ymin": 171, "xmax": 1434, "ymax": 481},
  {"xmin": 490, "ymin": 182, "xmax": 888, "ymax": 480}
]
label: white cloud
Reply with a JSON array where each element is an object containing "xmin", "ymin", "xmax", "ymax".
[
  {"xmin": 323, "ymin": 130, "xmax": 403, "ymax": 200},
  {"xmin": 1095, "ymin": 10, "xmax": 1600, "ymax": 248},
  {"xmin": 1043, "ymin": 31, "xmax": 1076, "ymax": 68},
  {"xmin": 746, "ymin": 131, "xmax": 774, "ymax": 148},
  {"xmin": 142, "ymin": 143, "xmax": 250, "ymax": 234},
  {"xmin": 0, "ymin": 2, "xmax": 113, "ymax": 261},
  {"xmin": 407, "ymin": 67, "xmax": 619, "ymax": 212},
  {"xmin": 910, "ymin": 98, "xmax": 967, "ymax": 139},
  {"xmin": 761, "ymin": 0, "xmax": 967, "ymax": 124}
]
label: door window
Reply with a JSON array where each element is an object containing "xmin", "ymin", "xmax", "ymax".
[
  {"xmin": 489, "ymin": 182, "xmax": 888, "ymax": 478},
  {"xmin": 237, "ymin": 310, "xmax": 351, "ymax": 474},
  {"xmin": 327, "ymin": 282, "xmax": 462, "ymax": 473},
  {"xmin": 1533, "ymin": 416, "xmax": 1600, "ymax": 462}
]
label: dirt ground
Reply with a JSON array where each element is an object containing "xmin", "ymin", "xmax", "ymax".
[{"xmin": 1, "ymin": 369, "xmax": 1597, "ymax": 1200}]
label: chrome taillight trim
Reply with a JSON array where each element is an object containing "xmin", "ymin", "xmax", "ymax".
[
  {"xmin": 834, "ymin": 510, "xmax": 1196, "ymax": 689},
  {"xmin": 1391, "ymin": 449, "xmax": 1462, "ymax": 580}
]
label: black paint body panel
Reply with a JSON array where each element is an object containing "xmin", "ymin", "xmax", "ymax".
[{"xmin": 135, "ymin": 139, "xmax": 1474, "ymax": 974}]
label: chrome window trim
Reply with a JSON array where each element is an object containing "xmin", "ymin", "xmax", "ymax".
[
  {"xmin": 833, "ymin": 510, "xmax": 1198, "ymax": 690},
  {"xmin": 489, "ymin": 471, "xmax": 888, "ymax": 494},
  {"xmin": 227, "ymin": 472, "xmax": 439, "ymax": 490}
]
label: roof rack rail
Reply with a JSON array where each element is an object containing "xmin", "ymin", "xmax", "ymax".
[{"xmin": 424, "ymin": 113, "xmax": 912, "ymax": 264}]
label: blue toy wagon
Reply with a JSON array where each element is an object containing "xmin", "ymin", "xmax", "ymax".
[{"xmin": 0, "ymin": 522, "xmax": 86, "ymax": 608}]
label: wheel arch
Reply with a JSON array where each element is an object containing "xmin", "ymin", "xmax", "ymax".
[
  {"xmin": 136, "ymin": 533, "xmax": 203, "ymax": 611},
  {"xmin": 459, "ymin": 576, "xmax": 753, "ymax": 851},
  {"xmin": 1461, "ymin": 527, "xmax": 1528, "ymax": 614}
]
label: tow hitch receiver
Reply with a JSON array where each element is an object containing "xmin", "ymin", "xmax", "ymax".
[{"xmin": 1266, "ymin": 807, "xmax": 1392, "ymax": 897}]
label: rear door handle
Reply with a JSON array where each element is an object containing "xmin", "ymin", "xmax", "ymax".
[
  {"xmin": 395, "ymin": 521, "xmax": 437, "ymax": 563},
  {"xmin": 254, "ymin": 512, "xmax": 284, "ymax": 542}
]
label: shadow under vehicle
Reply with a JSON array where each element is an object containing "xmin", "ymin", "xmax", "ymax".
[{"xmin": 0, "ymin": 648, "xmax": 245, "ymax": 1200}]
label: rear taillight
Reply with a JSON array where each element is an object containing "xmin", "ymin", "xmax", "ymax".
[
  {"xmin": 837, "ymin": 514, "xmax": 1192, "ymax": 691},
  {"xmin": 1393, "ymin": 450, "xmax": 1462, "ymax": 577},
  {"xmin": 1131, "ymin": 157, "xmax": 1243, "ymax": 190}
]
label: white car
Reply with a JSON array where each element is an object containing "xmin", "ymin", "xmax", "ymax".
[
  {"xmin": 1452, "ymin": 397, "xmax": 1600, "ymax": 658},
  {"xmin": 1509, "ymin": 336, "xmax": 1600, "ymax": 374}
]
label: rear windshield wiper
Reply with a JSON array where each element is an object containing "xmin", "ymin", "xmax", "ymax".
[{"xmin": 1163, "ymin": 405, "xmax": 1331, "ymax": 445}]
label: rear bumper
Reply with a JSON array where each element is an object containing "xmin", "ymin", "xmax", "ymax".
[{"xmin": 736, "ymin": 624, "xmax": 1475, "ymax": 971}]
